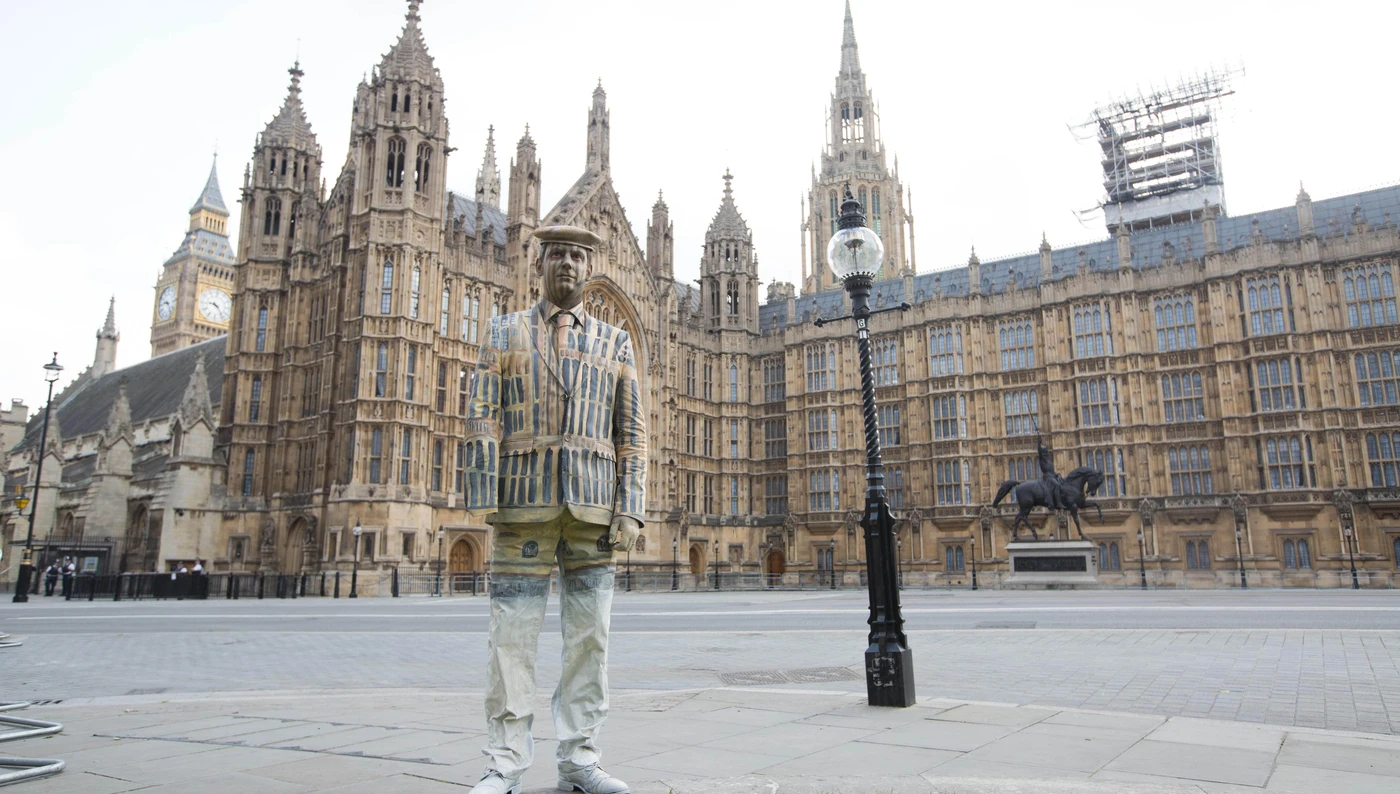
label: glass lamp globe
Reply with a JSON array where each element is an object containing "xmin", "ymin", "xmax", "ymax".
[{"xmin": 827, "ymin": 226, "xmax": 885, "ymax": 281}]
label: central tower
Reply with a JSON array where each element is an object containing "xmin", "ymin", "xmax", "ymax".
[{"xmin": 802, "ymin": 1, "xmax": 911, "ymax": 293}]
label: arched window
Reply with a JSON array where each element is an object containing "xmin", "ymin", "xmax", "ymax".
[
  {"xmin": 242, "ymin": 449, "xmax": 255, "ymax": 496},
  {"xmin": 1186, "ymin": 540, "xmax": 1198, "ymax": 569},
  {"xmin": 263, "ymin": 197, "xmax": 282, "ymax": 236},
  {"xmin": 386, "ymin": 137, "xmax": 406, "ymax": 188},
  {"xmin": 726, "ymin": 280, "xmax": 739, "ymax": 315},
  {"xmin": 391, "ymin": 91, "xmax": 399, "ymax": 112},
  {"xmin": 249, "ymin": 376, "xmax": 262, "ymax": 422},
  {"xmin": 255, "ymin": 305, "xmax": 268, "ymax": 351},
  {"xmin": 403, "ymin": 89, "xmax": 411, "ymax": 113},
  {"xmin": 1110, "ymin": 542, "xmax": 1120, "ymax": 570},
  {"xmin": 409, "ymin": 267, "xmax": 421, "ymax": 319},
  {"xmin": 853, "ymin": 102, "xmax": 865, "ymax": 141},
  {"xmin": 414, "ymin": 143, "xmax": 431, "ymax": 192},
  {"xmin": 1394, "ymin": 536, "xmax": 1400, "ymax": 569},
  {"xmin": 858, "ymin": 187, "xmax": 867, "ymax": 214},
  {"xmin": 440, "ymin": 288, "xmax": 450, "ymax": 336},
  {"xmin": 840, "ymin": 102, "xmax": 851, "ymax": 142},
  {"xmin": 729, "ymin": 363, "xmax": 738, "ymax": 402},
  {"xmin": 829, "ymin": 192, "xmax": 839, "ymax": 237},
  {"xmin": 380, "ymin": 261, "xmax": 394, "ymax": 315},
  {"xmin": 872, "ymin": 189, "xmax": 882, "ymax": 235},
  {"xmin": 1298, "ymin": 539, "xmax": 1311, "ymax": 569},
  {"xmin": 288, "ymin": 201, "xmax": 298, "ymax": 239}
]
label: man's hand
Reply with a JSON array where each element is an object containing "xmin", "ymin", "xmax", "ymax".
[{"xmin": 610, "ymin": 516, "xmax": 641, "ymax": 552}]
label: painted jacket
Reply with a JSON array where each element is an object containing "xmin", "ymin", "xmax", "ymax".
[{"xmin": 463, "ymin": 300, "xmax": 647, "ymax": 527}]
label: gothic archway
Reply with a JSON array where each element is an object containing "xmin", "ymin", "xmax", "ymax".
[
  {"xmin": 688, "ymin": 544, "xmax": 704, "ymax": 581},
  {"xmin": 582, "ymin": 277, "xmax": 651, "ymax": 397},
  {"xmin": 765, "ymin": 550, "xmax": 786, "ymax": 586},
  {"xmin": 283, "ymin": 517, "xmax": 307, "ymax": 574},
  {"xmin": 449, "ymin": 538, "xmax": 477, "ymax": 594}
]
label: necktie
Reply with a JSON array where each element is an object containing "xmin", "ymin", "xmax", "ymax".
[{"xmin": 554, "ymin": 311, "xmax": 575, "ymax": 399}]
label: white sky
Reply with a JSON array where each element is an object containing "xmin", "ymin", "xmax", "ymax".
[{"xmin": 3, "ymin": 0, "xmax": 1400, "ymax": 414}]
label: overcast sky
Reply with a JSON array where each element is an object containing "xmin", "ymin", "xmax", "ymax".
[{"xmin": 3, "ymin": 0, "xmax": 1399, "ymax": 414}]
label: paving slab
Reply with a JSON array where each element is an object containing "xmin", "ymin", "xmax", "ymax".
[
  {"xmin": 1149, "ymin": 715, "xmax": 1288, "ymax": 752},
  {"xmin": 857, "ymin": 718, "xmax": 1017, "ymax": 752},
  {"xmin": 960, "ymin": 722, "xmax": 1144, "ymax": 772},
  {"xmin": 1265, "ymin": 763, "xmax": 1400, "ymax": 793},
  {"xmin": 1104, "ymin": 739, "xmax": 1278, "ymax": 787},
  {"xmin": 928, "ymin": 703, "xmax": 1061, "ymax": 728}
]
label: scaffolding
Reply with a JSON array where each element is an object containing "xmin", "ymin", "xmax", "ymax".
[{"xmin": 1077, "ymin": 69, "xmax": 1239, "ymax": 232}]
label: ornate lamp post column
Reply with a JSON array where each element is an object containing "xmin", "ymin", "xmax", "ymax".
[
  {"xmin": 969, "ymin": 535, "xmax": 978, "ymax": 591},
  {"xmin": 671, "ymin": 538, "xmax": 678, "ymax": 591},
  {"xmin": 435, "ymin": 526, "xmax": 445, "ymax": 597},
  {"xmin": 711, "ymin": 539, "xmax": 719, "ymax": 591},
  {"xmin": 14, "ymin": 353, "xmax": 63, "ymax": 604},
  {"xmin": 349, "ymin": 520, "xmax": 362, "ymax": 598},
  {"xmin": 1344, "ymin": 519, "xmax": 1360, "ymax": 590},
  {"xmin": 816, "ymin": 185, "xmax": 915, "ymax": 707},
  {"xmin": 1137, "ymin": 530, "xmax": 1148, "ymax": 590},
  {"xmin": 1234, "ymin": 526, "xmax": 1247, "ymax": 589}
]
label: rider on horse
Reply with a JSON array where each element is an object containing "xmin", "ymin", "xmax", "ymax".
[{"xmin": 1038, "ymin": 434, "xmax": 1066, "ymax": 511}]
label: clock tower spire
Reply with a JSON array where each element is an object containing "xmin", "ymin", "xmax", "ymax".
[{"xmin": 150, "ymin": 155, "xmax": 237, "ymax": 356}]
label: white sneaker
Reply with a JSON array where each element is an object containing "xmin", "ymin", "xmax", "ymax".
[
  {"xmin": 558, "ymin": 764, "xmax": 629, "ymax": 793},
  {"xmin": 470, "ymin": 771, "xmax": 522, "ymax": 794}
]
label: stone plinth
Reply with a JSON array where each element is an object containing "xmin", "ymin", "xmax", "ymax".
[{"xmin": 1004, "ymin": 540, "xmax": 1099, "ymax": 589}]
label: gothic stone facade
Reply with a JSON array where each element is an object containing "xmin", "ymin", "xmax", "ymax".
[{"xmin": 7, "ymin": 3, "xmax": 1400, "ymax": 590}]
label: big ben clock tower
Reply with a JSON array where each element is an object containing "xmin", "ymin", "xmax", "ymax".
[{"xmin": 150, "ymin": 158, "xmax": 237, "ymax": 356}]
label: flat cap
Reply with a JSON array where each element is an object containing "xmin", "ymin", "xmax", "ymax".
[{"xmin": 532, "ymin": 225, "xmax": 603, "ymax": 251}]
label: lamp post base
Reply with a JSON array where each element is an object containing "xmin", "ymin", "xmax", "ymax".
[
  {"xmin": 12, "ymin": 561, "xmax": 33, "ymax": 603},
  {"xmin": 865, "ymin": 645, "xmax": 916, "ymax": 708}
]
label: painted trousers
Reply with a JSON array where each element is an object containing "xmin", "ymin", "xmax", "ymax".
[{"xmin": 484, "ymin": 509, "xmax": 616, "ymax": 779}]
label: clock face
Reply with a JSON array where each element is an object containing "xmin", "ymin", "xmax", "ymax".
[
  {"xmin": 198, "ymin": 288, "xmax": 232, "ymax": 323},
  {"xmin": 157, "ymin": 286, "xmax": 176, "ymax": 320}
]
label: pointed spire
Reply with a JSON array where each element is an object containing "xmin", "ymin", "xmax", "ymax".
[
  {"xmin": 707, "ymin": 169, "xmax": 751, "ymax": 242},
  {"xmin": 653, "ymin": 188, "xmax": 668, "ymax": 213},
  {"xmin": 189, "ymin": 155, "xmax": 228, "ymax": 214},
  {"xmin": 263, "ymin": 60, "xmax": 316, "ymax": 148},
  {"xmin": 100, "ymin": 296, "xmax": 118, "ymax": 339},
  {"xmin": 381, "ymin": 0, "xmax": 436, "ymax": 79},
  {"xmin": 840, "ymin": 0, "xmax": 862, "ymax": 77},
  {"xmin": 475, "ymin": 125, "xmax": 502, "ymax": 210},
  {"xmin": 968, "ymin": 246, "xmax": 980, "ymax": 266},
  {"xmin": 1039, "ymin": 232, "xmax": 1052, "ymax": 253},
  {"xmin": 179, "ymin": 352, "xmax": 213, "ymax": 429},
  {"xmin": 586, "ymin": 82, "xmax": 610, "ymax": 172},
  {"xmin": 1296, "ymin": 181, "xmax": 1311, "ymax": 203},
  {"xmin": 104, "ymin": 376, "xmax": 133, "ymax": 447},
  {"xmin": 43, "ymin": 404, "xmax": 63, "ymax": 460}
]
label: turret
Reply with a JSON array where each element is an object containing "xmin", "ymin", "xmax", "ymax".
[
  {"xmin": 647, "ymin": 191, "xmax": 674, "ymax": 281},
  {"xmin": 586, "ymin": 81, "xmax": 610, "ymax": 173},
  {"xmin": 93, "ymin": 297, "xmax": 119, "ymax": 379},
  {"xmin": 475, "ymin": 126, "xmax": 502, "ymax": 210},
  {"xmin": 700, "ymin": 171, "xmax": 759, "ymax": 334}
]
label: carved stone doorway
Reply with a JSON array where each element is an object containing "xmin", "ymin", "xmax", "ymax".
[
  {"xmin": 765, "ymin": 550, "xmax": 786, "ymax": 587},
  {"xmin": 449, "ymin": 538, "xmax": 475, "ymax": 593}
]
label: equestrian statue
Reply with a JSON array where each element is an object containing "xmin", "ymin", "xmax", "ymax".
[{"xmin": 992, "ymin": 434, "xmax": 1104, "ymax": 540}]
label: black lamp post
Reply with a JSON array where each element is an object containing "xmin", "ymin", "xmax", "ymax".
[
  {"xmin": 349, "ymin": 520, "xmax": 362, "ymax": 598},
  {"xmin": 13, "ymin": 353, "xmax": 63, "ymax": 604},
  {"xmin": 815, "ymin": 185, "xmax": 915, "ymax": 707},
  {"xmin": 1137, "ymin": 530, "xmax": 1148, "ymax": 590},
  {"xmin": 435, "ymin": 526, "xmax": 445, "ymax": 597},
  {"xmin": 1234, "ymin": 525, "xmax": 1248, "ymax": 589},
  {"xmin": 625, "ymin": 548, "xmax": 632, "ymax": 592},
  {"xmin": 712, "ymin": 539, "xmax": 719, "ymax": 591},
  {"xmin": 969, "ymin": 535, "xmax": 978, "ymax": 591},
  {"xmin": 1344, "ymin": 519, "xmax": 1360, "ymax": 590},
  {"xmin": 671, "ymin": 537, "xmax": 678, "ymax": 591}
]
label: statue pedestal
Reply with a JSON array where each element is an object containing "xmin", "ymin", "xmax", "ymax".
[{"xmin": 1004, "ymin": 540, "xmax": 1099, "ymax": 589}]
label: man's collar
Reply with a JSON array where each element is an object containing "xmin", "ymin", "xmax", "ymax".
[{"xmin": 538, "ymin": 299, "xmax": 587, "ymax": 328}]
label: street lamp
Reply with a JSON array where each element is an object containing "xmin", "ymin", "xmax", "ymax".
[
  {"xmin": 350, "ymin": 520, "xmax": 362, "ymax": 598},
  {"xmin": 14, "ymin": 353, "xmax": 63, "ymax": 604},
  {"xmin": 712, "ymin": 539, "xmax": 719, "ymax": 591},
  {"xmin": 816, "ymin": 185, "xmax": 915, "ymax": 707},
  {"xmin": 435, "ymin": 526, "xmax": 445, "ymax": 597},
  {"xmin": 1137, "ymin": 530, "xmax": 1147, "ymax": 590},
  {"xmin": 1234, "ymin": 525, "xmax": 1247, "ymax": 589},
  {"xmin": 671, "ymin": 537, "xmax": 679, "ymax": 591},
  {"xmin": 969, "ymin": 535, "xmax": 978, "ymax": 591},
  {"xmin": 1343, "ymin": 518, "xmax": 1359, "ymax": 590}
]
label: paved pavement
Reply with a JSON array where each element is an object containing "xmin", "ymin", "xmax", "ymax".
[
  {"xmin": 4, "ymin": 591, "xmax": 1399, "ymax": 734},
  {"xmin": 9, "ymin": 687, "xmax": 1400, "ymax": 793}
]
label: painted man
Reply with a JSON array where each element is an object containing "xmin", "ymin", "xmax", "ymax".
[{"xmin": 463, "ymin": 225, "xmax": 646, "ymax": 794}]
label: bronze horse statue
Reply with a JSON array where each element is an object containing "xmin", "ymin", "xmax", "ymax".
[{"xmin": 992, "ymin": 465, "xmax": 1105, "ymax": 540}]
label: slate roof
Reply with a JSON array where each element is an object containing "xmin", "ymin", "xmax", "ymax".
[
  {"xmin": 189, "ymin": 159, "xmax": 228, "ymax": 215},
  {"xmin": 674, "ymin": 280, "xmax": 700, "ymax": 313},
  {"xmin": 12, "ymin": 337, "xmax": 225, "ymax": 455},
  {"xmin": 447, "ymin": 193, "xmax": 508, "ymax": 246},
  {"xmin": 166, "ymin": 228, "xmax": 235, "ymax": 266},
  {"xmin": 764, "ymin": 182, "xmax": 1400, "ymax": 327}
]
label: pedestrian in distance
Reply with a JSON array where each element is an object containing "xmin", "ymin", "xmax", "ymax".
[
  {"xmin": 60, "ymin": 558, "xmax": 75, "ymax": 598},
  {"xmin": 43, "ymin": 562, "xmax": 59, "ymax": 597}
]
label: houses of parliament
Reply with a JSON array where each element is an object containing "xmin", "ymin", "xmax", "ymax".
[{"xmin": 5, "ymin": 1, "xmax": 1400, "ymax": 591}]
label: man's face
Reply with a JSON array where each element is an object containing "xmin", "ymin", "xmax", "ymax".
[{"xmin": 539, "ymin": 242, "xmax": 589, "ymax": 308}]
